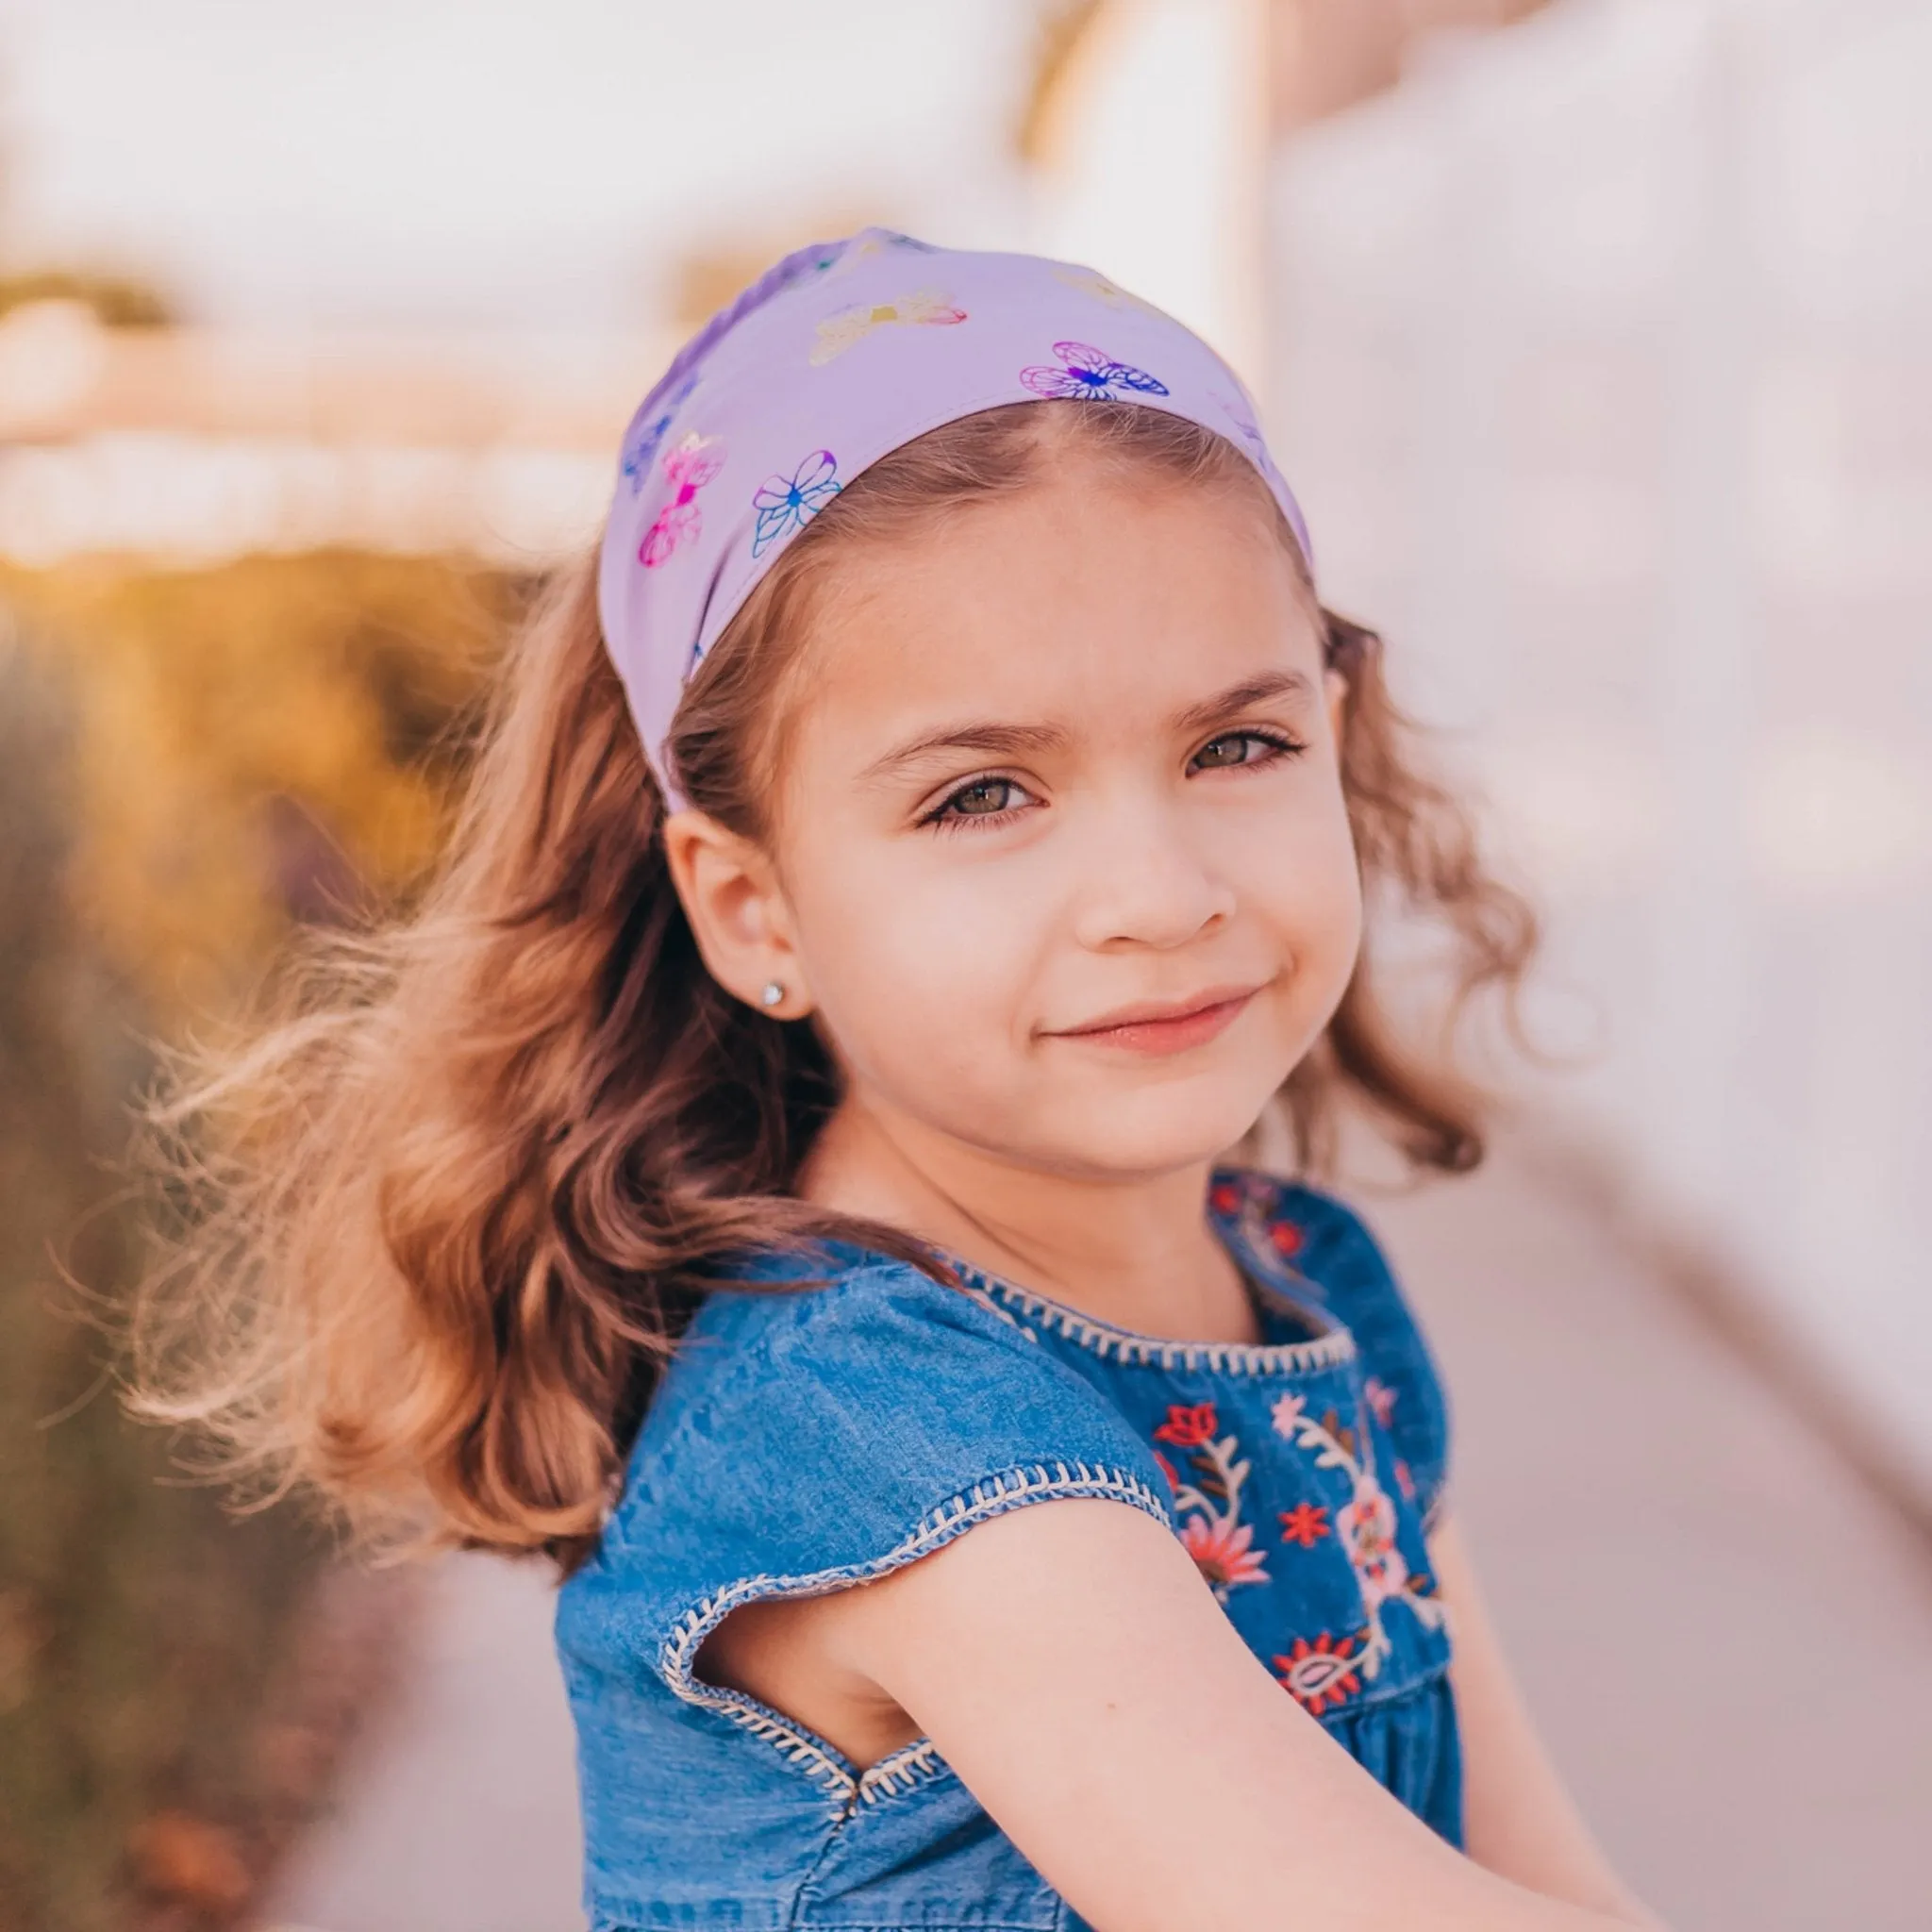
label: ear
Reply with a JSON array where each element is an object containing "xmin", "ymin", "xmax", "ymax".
[{"xmin": 659, "ymin": 808, "xmax": 812, "ymax": 1019}]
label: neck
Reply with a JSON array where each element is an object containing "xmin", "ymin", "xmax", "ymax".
[{"xmin": 796, "ymin": 1091, "xmax": 1259, "ymax": 1345}]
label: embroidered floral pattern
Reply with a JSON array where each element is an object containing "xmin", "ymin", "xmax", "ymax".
[
  {"xmin": 640, "ymin": 433, "xmax": 726, "ymax": 567},
  {"xmin": 1364, "ymin": 1376, "xmax": 1398, "ymax": 1428},
  {"xmin": 1270, "ymin": 1393, "xmax": 1444, "ymax": 1690},
  {"xmin": 752, "ymin": 450, "xmax": 841, "ymax": 557},
  {"xmin": 811, "ymin": 289, "xmax": 968, "ymax": 365},
  {"xmin": 1019, "ymin": 340, "xmax": 1168, "ymax": 402},
  {"xmin": 1277, "ymin": 1501, "xmax": 1331, "ymax": 1549},
  {"xmin": 1153, "ymin": 1402, "xmax": 1219, "ymax": 1448},
  {"xmin": 1274, "ymin": 1632, "xmax": 1364, "ymax": 1715},
  {"xmin": 1338, "ymin": 1485, "xmax": 1406, "ymax": 1607},
  {"xmin": 1152, "ymin": 1402, "xmax": 1270, "ymax": 1603},
  {"xmin": 1178, "ymin": 1516, "xmax": 1270, "ymax": 1592},
  {"xmin": 1212, "ymin": 1172, "xmax": 1307, "ymax": 1280}
]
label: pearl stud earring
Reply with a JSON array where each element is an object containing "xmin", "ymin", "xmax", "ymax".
[{"xmin": 758, "ymin": 980, "xmax": 785, "ymax": 1010}]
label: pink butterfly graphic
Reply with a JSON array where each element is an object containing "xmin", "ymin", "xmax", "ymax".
[{"xmin": 640, "ymin": 433, "xmax": 726, "ymax": 568}]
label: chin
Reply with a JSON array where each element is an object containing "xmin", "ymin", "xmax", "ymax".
[{"xmin": 1019, "ymin": 1083, "xmax": 1282, "ymax": 1183}]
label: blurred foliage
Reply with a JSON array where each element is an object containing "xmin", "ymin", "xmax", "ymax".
[
  {"xmin": 0, "ymin": 551, "xmax": 524, "ymax": 1017},
  {"xmin": 0, "ymin": 270, "xmax": 175, "ymax": 328},
  {"xmin": 0, "ymin": 553, "xmax": 518, "ymax": 1928}
]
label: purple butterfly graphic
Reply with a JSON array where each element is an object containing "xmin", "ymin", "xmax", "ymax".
[
  {"xmin": 621, "ymin": 374, "xmax": 700, "ymax": 496},
  {"xmin": 1019, "ymin": 341, "xmax": 1169, "ymax": 402},
  {"xmin": 751, "ymin": 450, "xmax": 841, "ymax": 558}
]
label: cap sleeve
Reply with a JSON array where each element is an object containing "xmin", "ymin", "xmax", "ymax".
[
  {"xmin": 585, "ymin": 1253, "xmax": 1174, "ymax": 1714},
  {"xmin": 1262, "ymin": 1178, "xmax": 1454, "ymax": 1532}
]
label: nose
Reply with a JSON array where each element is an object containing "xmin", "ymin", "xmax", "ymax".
[{"xmin": 1065, "ymin": 787, "xmax": 1237, "ymax": 952}]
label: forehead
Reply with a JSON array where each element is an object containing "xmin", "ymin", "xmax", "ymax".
[{"xmin": 790, "ymin": 467, "xmax": 1321, "ymax": 768}]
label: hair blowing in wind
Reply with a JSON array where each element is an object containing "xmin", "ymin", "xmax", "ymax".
[{"xmin": 129, "ymin": 402, "xmax": 1538, "ymax": 1572}]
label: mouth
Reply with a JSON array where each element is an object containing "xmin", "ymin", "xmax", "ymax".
[{"xmin": 1047, "ymin": 984, "xmax": 1263, "ymax": 1058}]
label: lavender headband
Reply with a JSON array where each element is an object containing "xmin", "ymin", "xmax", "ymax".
[{"xmin": 596, "ymin": 226, "xmax": 1312, "ymax": 811}]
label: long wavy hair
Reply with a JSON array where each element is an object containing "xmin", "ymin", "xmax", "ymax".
[{"xmin": 131, "ymin": 400, "xmax": 1538, "ymax": 1571}]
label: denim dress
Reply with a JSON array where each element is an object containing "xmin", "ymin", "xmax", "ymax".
[{"xmin": 557, "ymin": 1166, "xmax": 1460, "ymax": 1931}]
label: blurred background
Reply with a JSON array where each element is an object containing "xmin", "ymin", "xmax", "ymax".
[{"xmin": 0, "ymin": 1, "xmax": 1926, "ymax": 1927}]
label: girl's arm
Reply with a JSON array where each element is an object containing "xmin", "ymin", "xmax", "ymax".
[
  {"xmin": 1430, "ymin": 1516, "xmax": 1664, "ymax": 1927},
  {"xmin": 812, "ymin": 1496, "xmax": 1667, "ymax": 1932}
]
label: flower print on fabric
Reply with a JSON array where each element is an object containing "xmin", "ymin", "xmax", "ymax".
[
  {"xmin": 1019, "ymin": 340, "xmax": 1169, "ymax": 402},
  {"xmin": 1364, "ymin": 1376, "xmax": 1398, "ymax": 1429},
  {"xmin": 1211, "ymin": 1172, "xmax": 1305, "ymax": 1266},
  {"xmin": 1337, "ymin": 1484, "xmax": 1407, "ymax": 1607},
  {"xmin": 751, "ymin": 450, "xmax": 841, "ymax": 558},
  {"xmin": 810, "ymin": 289, "xmax": 969, "ymax": 365},
  {"xmin": 620, "ymin": 374, "xmax": 700, "ymax": 497},
  {"xmin": 1277, "ymin": 1501, "xmax": 1331, "ymax": 1549},
  {"xmin": 640, "ymin": 433, "xmax": 726, "ymax": 569},
  {"xmin": 1153, "ymin": 1401, "xmax": 1270, "ymax": 1602},
  {"xmin": 1270, "ymin": 1391, "xmax": 1445, "ymax": 1691},
  {"xmin": 1274, "ymin": 1633, "xmax": 1364, "ymax": 1716}
]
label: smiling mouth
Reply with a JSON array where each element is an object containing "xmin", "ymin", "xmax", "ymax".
[{"xmin": 1049, "ymin": 987, "xmax": 1261, "ymax": 1057}]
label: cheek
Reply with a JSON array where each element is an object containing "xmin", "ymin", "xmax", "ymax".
[
  {"xmin": 786, "ymin": 832, "xmax": 1050, "ymax": 1078},
  {"xmin": 1241, "ymin": 791, "xmax": 1364, "ymax": 978}
]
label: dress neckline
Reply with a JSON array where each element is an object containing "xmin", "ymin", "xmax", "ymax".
[{"xmin": 930, "ymin": 1168, "xmax": 1356, "ymax": 1378}]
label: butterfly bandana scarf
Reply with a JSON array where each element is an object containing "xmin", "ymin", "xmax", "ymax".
[{"xmin": 596, "ymin": 226, "xmax": 1313, "ymax": 811}]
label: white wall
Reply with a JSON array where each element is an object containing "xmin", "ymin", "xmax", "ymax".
[{"xmin": 1267, "ymin": 0, "xmax": 1932, "ymax": 1482}]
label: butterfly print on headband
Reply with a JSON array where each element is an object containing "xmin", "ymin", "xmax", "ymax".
[
  {"xmin": 620, "ymin": 374, "xmax": 700, "ymax": 497},
  {"xmin": 1052, "ymin": 265, "xmax": 1174, "ymax": 323},
  {"xmin": 1020, "ymin": 340, "xmax": 1169, "ymax": 402},
  {"xmin": 751, "ymin": 450, "xmax": 841, "ymax": 558},
  {"xmin": 810, "ymin": 289, "xmax": 969, "ymax": 366},
  {"xmin": 639, "ymin": 433, "xmax": 726, "ymax": 569}
]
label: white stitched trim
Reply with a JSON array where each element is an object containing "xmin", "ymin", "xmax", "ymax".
[
  {"xmin": 953, "ymin": 1263, "xmax": 1357, "ymax": 1376},
  {"xmin": 658, "ymin": 1461, "xmax": 1173, "ymax": 1807},
  {"xmin": 857, "ymin": 1736, "xmax": 946, "ymax": 1803}
]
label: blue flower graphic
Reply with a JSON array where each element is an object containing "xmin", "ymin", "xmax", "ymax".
[
  {"xmin": 1019, "ymin": 340, "xmax": 1169, "ymax": 402},
  {"xmin": 751, "ymin": 450, "xmax": 841, "ymax": 557}
]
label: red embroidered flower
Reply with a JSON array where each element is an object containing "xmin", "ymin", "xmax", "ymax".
[
  {"xmin": 1274, "ymin": 1633, "xmax": 1363, "ymax": 1714},
  {"xmin": 1277, "ymin": 1502, "xmax": 1331, "ymax": 1549},
  {"xmin": 1153, "ymin": 1402, "xmax": 1219, "ymax": 1448},
  {"xmin": 1364, "ymin": 1376, "xmax": 1398, "ymax": 1428},
  {"xmin": 1208, "ymin": 1180, "xmax": 1242, "ymax": 1216},
  {"xmin": 1268, "ymin": 1219, "xmax": 1303, "ymax": 1257},
  {"xmin": 1178, "ymin": 1516, "xmax": 1270, "ymax": 1591}
]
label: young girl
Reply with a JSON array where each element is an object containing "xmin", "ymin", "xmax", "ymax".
[{"xmin": 142, "ymin": 229, "xmax": 1663, "ymax": 1931}]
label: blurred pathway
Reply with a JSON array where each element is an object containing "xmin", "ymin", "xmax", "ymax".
[{"xmin": 263, "ymin": 1135, "xmax": 1932, "ymax": 1932}]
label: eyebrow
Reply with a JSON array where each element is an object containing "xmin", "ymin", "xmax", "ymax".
[{"xmin": 858, "ymin": 669, "xmax": 1320, "ymax": 784}]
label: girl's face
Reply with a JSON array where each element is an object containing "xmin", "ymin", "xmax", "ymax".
[{"xmin": 685, "ymin": 457, "xmax": 1362, "ymax": 1183}]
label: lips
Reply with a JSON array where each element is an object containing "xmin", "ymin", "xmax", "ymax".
[
  {"xmin": 1056, "ymin": 985, "xmax": 1262, "ymax": 1035},
  {"xmin": 1048, "ymin": 985, "xmax": 1262, "ymax": 1056}
]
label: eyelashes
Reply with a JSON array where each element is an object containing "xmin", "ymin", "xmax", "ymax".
[{"xmin": 919, "ymin": 728, "xmax": 1308, "ymax": 834}]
